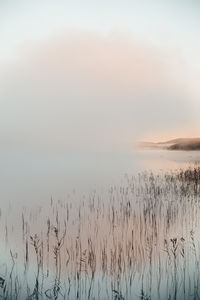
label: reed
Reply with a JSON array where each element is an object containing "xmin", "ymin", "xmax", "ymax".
[{"xmin": 0, "ymin": 166, "xmax": 200, "ymax": 299}]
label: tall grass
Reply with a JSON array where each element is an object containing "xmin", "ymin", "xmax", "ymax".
[{"xmin": 0, "ymin": 166, "xmax": 200, "ymax": 299}]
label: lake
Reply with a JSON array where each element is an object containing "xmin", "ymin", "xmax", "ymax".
[
  {"xmin": 0, "ymin": 149, "xmax": 200, "ymax": 299},
  {"xmin": 1, "ymin": 148, "xmax": 200, "ymax": 207}
]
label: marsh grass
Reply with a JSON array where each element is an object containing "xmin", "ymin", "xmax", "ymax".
[{"xmin": 0, "ymin": 166, "xmax": 200, "ymax": 299}]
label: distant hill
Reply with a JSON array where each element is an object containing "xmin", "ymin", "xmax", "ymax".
[
  {"xmin": 168, "ymin": 139, "xmax": 200, "ymax": 151},
  {"xmin": 160, "ymin": 138, "xmax": 200, "ymax": 145},
  {"xmin": 139, "ymin": 138, "xmax": 200, "ymax": 151}
]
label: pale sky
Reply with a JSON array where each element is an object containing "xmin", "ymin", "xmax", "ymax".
[{"xmin": 0, "ymin": 0, "xmax": 200, "ymax": 151}]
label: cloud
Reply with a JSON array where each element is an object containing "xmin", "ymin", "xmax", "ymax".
[{"xmin": 0, "ymin": 31, "xmax": 194, "ymax": 152}]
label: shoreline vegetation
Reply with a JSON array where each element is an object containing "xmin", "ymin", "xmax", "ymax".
[
  {"xmin": 0, "ymin": 165, "xmax": 200, "ymax": 299},
  {"xmin": 139, "ymin": 138, "xmax": 200, "ymax": 151}
]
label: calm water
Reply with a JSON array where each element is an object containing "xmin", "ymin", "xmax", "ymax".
[
  {"xmin": 0, "ymin": 149, "xmax": 200, "ymax": 299},
  {"xmin": 1, "ymin": 148, "xmax": 200, "ymax": 207}
]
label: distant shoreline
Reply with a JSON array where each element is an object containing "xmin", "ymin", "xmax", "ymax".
[{"xmin": 139, "ymin": 138, "xmax": 200, "ymax": 151}]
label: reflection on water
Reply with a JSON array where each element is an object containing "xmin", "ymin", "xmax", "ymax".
[{"xmin": 0, "ymin": 150, "xmax": 200, "ymax": 299}]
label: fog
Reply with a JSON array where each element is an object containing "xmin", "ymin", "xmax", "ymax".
[{"xmin": 0, "ymin": 32, "xmax": 194, "ymax": 153}]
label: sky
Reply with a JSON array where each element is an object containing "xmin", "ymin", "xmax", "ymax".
[{"xmin": 0, "ymin": 0, "xmax": 200, "ymax": 152}]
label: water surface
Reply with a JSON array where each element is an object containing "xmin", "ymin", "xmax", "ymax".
[{"xmin": 0, "ymin": 149, "xmax": 200, "ymax": 299}]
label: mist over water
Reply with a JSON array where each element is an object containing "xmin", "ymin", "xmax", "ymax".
[
  {"xmin": 1, "ymin": 149, "xmax": 200, "ymax": 207},
  {"xmin": 1, "ymin": 1, "xmax": 200, "ymax": 298}
]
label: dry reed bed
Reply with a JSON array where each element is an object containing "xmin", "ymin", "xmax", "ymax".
[{"xmin": 0, "ymin": 166, "xmax": 200, "ymax": 299}]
